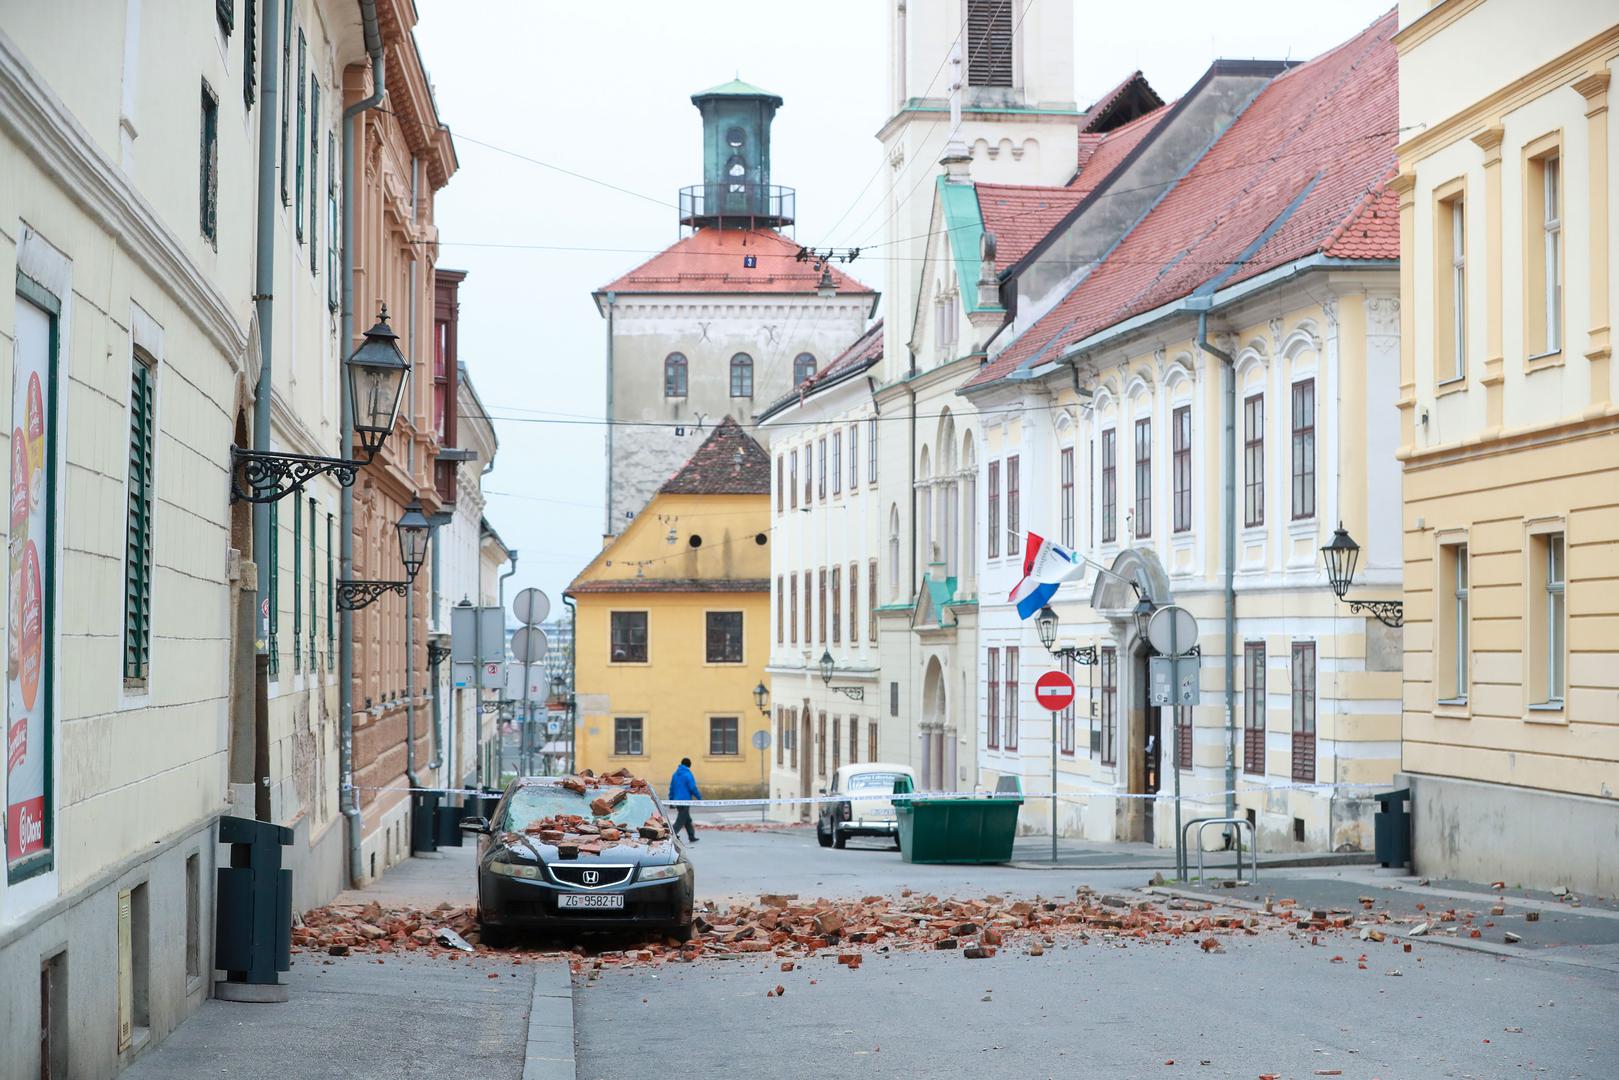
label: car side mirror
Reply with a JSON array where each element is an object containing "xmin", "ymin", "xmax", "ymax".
[{"xmin": 459, "ymin": 816, "xmax": 491, "ymax": 834}]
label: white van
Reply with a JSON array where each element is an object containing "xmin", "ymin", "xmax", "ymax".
[{"xmin": 816, "ymin": 763, "xmax": 917, "ymax": 849}]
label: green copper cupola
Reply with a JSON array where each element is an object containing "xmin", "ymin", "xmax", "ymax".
[{"xmin": 680, "ymin": 78, "xmax": 795, "ymax": 230}]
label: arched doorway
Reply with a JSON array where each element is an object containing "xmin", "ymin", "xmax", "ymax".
[{"xmin": 921, "ymin": 655, "xmax": 946, "ymax": 790}]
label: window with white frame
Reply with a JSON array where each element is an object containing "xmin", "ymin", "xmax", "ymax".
[
  {"xmin": 1437, "ymin": 542, "xmax": 1469, "ymax": 703},
  {"xmin": 1529, "ymin": 531, "xmax": 1565, "ymax": 707}
]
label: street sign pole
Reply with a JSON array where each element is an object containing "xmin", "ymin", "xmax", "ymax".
[
  {"xmin": 1033, "ymin": 669, "xmax": 1077, "ymax": 865},
  {"xmin": 1171, "ymin": 613, "xmax": 1182, "ymax": 881}
]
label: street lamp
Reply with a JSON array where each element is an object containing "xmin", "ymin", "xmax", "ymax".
[
  {"xmin": 1035, "ymin": 604, "xmax": 1099, "ymax": 665},
  {"xmin": 336, "ymin": 499, "xmax": 432, "ymax": 610},
  {"xmin": 1132, "ymin": 595, "xmax": 1156, "ymax": 642},
  {"xmin": 753, "ymin": 681, "xmax": 770, "ymax": 715},
  {"xmin": 1036, "ymin": 605, "xmax": 1059, "ymax": 652},
  {"xmin": 815, "ymin": 264, "xmax": 837, "ymax": 299},
  {"xmin": 819, "ymin": 649, "xmax": 865, "ymax": 701},
  {"xmin": 1320, "ymin": 523, "xmax": 1403, "ymax": 627},
  {"xmin": 230, "ymin": 305, "xmax": 409, "ymax": 502}
]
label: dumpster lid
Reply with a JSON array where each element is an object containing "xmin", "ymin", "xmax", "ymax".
[{"xmin": 1372, "ymin": 788, "xmax": 1410, "ymax": 806}]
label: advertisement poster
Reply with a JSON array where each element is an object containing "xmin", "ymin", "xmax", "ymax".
[{"xmin": 6, "ymin": 291, "xmax": 54, "ymax": 881}]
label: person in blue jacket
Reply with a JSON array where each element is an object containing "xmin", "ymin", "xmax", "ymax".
[{"xmin": 668, "ymin": 757, "xmax": 701, "ymax": 842}]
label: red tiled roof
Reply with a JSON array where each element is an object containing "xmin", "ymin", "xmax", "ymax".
[
  {"xmin": 969, "ymin": 11, "xmax": 1397, "ymax": 388},
  {"xmin": 659, "ymin": 416, "xmax": 772, "ymax": 495},
  {"xmin": 976, "ymin": 186, "xmax": 1088, "ymax": 273},
  {"xmin": 596, "ymin": 228, "xmax": 875, "ymax": 296},
  {"xmin": 1080, "ymin": 71, "xmax": 1165, "ymax": 134},
  {"xmin": 1068, "ymin": 105, "xmax": 1171, "ymax": 197},
  {"xmin": 801, "ymin": 318, "xmax": 883, "ymax": 390},
  {"xmin": 566, "ymin": 578, "xmax": 769, "ymax": 596}
]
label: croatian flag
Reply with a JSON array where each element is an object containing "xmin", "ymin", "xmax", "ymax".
[{"xmin": 1009, "ymin": 532, "xmax": 1086, "ymax": 620}]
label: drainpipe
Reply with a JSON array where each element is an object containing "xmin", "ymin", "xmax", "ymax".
[
  {"xmin": 428, "ymin": 525, "xmax": 443, "ymax": 770},
  {"xmin": 563, "ymin": 594, "xmax": 577, "ymax": 774},
  {"xmin": 403, "ymin": 159, "xmax": 423, "ymax": 797},
  {"xmin": 1193, "ymin": 305, "xmax": 1238, "ymax": 821},
  {"xmin": 339, "ymin": 3, "xmax": 385, "ymax": 886},
  {"xmin": 493, "ymin": 550, "xmax": 518, "ymax": 781},
  {"xmin": 249, "ymin": 0, "xmax": 281, "ymax": 823},
  {"xmin": 603, "ymin": 292, "xmax": 616, "ymax": 536}
]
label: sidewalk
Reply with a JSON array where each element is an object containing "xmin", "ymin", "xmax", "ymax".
[{"xmin": 1005, "ymin": 834, "xmax": 1376, "ymax": 871}]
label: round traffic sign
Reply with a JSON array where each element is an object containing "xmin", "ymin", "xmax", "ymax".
[
  {"xmin": 1147, "ymin": 605, "xmax": 1199, "ymax": 656},
  {"xmin": 751, "ymin": 729, "xmax": 771, "ymax": 750},
  {"xmin": 510, "ymin": 625, "xmax": 549, "ymax": 665},
  {"xmin": 512, "ymin": 587, "xmax": 550, "ymax": 627},
  {"xmin": 1034, "ymin": 669, "xmax": 1076, "ymax": 712}
]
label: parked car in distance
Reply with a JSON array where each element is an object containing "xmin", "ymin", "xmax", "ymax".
[
  {"xmin": 461, "ymin": 776, "xmax": 695, "ymax": 946},
  {"xmin": 816, "ymin": 763, "xmax": 917, "ymax": 849}
]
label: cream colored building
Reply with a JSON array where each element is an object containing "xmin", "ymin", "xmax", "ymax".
[
  {"xmin": 963, "ymin": 15, "xmax": 1405, "ymax": 852},
  {"xmin": 1394, "ymin": 0, "xmax": 1618, "ymax": 893}
]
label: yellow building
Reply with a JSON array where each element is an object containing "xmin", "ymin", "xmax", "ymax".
[
  {"xmin": 1394, "ymin": 0, "xmax": 1618, "ymax": 894},
  {"xmin": 566, "ymin": 419, "xmax": 773, "ymax": 799}
]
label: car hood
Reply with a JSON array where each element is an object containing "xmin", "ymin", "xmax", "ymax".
[{"xmin": 489, "ymin": 833, "xmax": 682, "ymax": 868}]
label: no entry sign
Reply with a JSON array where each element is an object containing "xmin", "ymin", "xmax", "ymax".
[{"xmin": 1034, "ymin": 669, "xmax": 1076, "ymax": 713}]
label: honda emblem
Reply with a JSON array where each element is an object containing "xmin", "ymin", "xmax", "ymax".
[{"xmin": 582, "ymin": 870, "xmax": 599, "ymax": 886}]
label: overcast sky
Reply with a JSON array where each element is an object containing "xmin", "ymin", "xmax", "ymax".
[{"xmin": 414, "ymin": 0, "xmax": 1392, "ymax": 613}]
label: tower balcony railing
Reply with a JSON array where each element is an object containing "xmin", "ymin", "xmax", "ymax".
[{"xmin": 679, "ymin": 183, "xmax": 795, "ymax": 229}]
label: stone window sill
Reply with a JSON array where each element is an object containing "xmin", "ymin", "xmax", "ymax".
[
  {"xmin": 1525, "ymin": 702, "xmax": 1567, "ymax": 724},
  {"xmin": 1526, "ymin": 349, "xmax": 1563, "ymax": 371},
  {"xmin": 1435, "ymin": 375, "xmax": 1468, "ymax": 397}
]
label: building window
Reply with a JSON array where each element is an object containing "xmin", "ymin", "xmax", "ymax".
[
  {"xmin": 1243, "ymin": 643, "xmax": 1265, "ymax": 775},
  {"xmin": 614, "ymin": 717, "xmax": 644, "ymax": 757},
  {"xmin": 1437, "ymin": 190, "xmax": 1466, "ymax": 381},
  {"xmin": 817, "ymin": 712, "xmax": 827, "ymax": 776},
  {"xmin": 818, "ymin": 438, "xmax": 827, "ymax": 500},
  {"xmin": 830, "ymin": 566, "xmax": 841, "ymax": 644},
  {"xmin": 849, "ymin": 424, "xmax": 859, "ymax": 490},
  {"xmin": 292, "ymin": 488, "xmax": 301, "ymax": 673},
  {"xmin": 888, "ymin": 508, "xmax": 900, "ymax": 597},
  {"xmin": 729, "ymin": 353, "xmax": 754, "ymax": 397},
  {"xmin": 986, "ymin": 647, "xmax": 1000, "ymax": 749},
  {"xmin": 848, "ymin": 718, "xmax": 859, "ymax": 765},
  {"xmin": 776, "ymin": 577, "xmax": 784, "ymax": 644},
  {"xmin": 987, "ymin": 461, "xmax": 1000, "ymax": 558},
  {"xmin": 663, "ymin": 353, "xmax": 687, "ymax": 397},
  {"xmin": 789, "ymin": 451, "xmax": 798, "ymax": 510},
  {"xmin": 1175, "ymin": 706, "xmax": 1192, "ymax": 772},
  {"xmin": 279, "ymin": 0, "xmax": 291, "ymax": 204},
  {"xmin": 1527, "ymin": 148, "xmax": 1563, "ymax": 357},
  {"xmin": 1059, "ymin": 654, "xmax": 1076, "ymax": 755},
  {"xmin": 1172, "ymin": 405, "xmax": 1192, "ymax": 533},
  {"xmin": 267, "ymin": 500, "xmax": 279, "ymax": 679},
  {"xmin": 831, "ymin": 432, "xmax": 842, "ymax": 496},
  {"xmin": 868, "ymin": 558, "xmax": 878, "ymax": 641},
  {"xmin": 200, "ymin": 81, "xmax": 219, "ymax": 245},
  {"xmin": 308, "ymin": 78, "xmax": 319, "ymax": 267},
  {"xmin": 242, "ymin": 0, "xmax": 256, "ymax": 107},
  {"xmin": 848, "ymin": 562, "xmax": 859, "ymax": 644},
  {"xmin": 1101, "ymin": 430, "xmax": 1118, "ymax": 543},
  {"xmin": 789, "ymin": 572, "xmax": 798, "ymax": 644},
  {"xmin": 1004, "ymin": 646, "xmax": 1019, "ymax": 750},
  {"xmin": 124, "ymin": 350, "xmax": 157, "ymax": 687},
  {"xmin": 1006, "ymin": 455, "xmax": 1020, "ymax": 555},
  {"xmin": 327, "ymin": 134, "xmax": 338, "ymax": 309},
  {"xmin": 804, "ymin": 571, "xmax": 813, "ymax": 644},
  {"xmin": 1099, "ymin": 647, "xmax": 1117, "ymax": 765},
  {"xmin": 710, "ymin": 716, "xmax": 740, "ymax": 757},
  {"xmin": 818, "ymin": 568, "xmax": 827, "ymax": 643},
  {"xmin": 776, "ymin": 456, "xmax": 784, "ymax": 514},
  {"xmin": 1060, "ymin": 447, "xmax": 1075, "ymax": 548},
  {"xmin": 832, "ymin": 716, "xmax": 841, "ymax": 775},
  {"xmin": 1243, "ymin": 394, "xmax": 1264, "ymax": 527},
  {"xmin": 1437, "ymin": 543, "xmax": 1468, "ymax": 703},
  {"xmin": 966, "ymin": 0, "xmax": 1014, "ymax": 87},
  {"xmin": 1134, "ymin": 417, "xmax": 1152, "ymax": 539},
  {"xmin": 868, "ymin": 417, "xmax": 878, "ymax": 483},
  {"xmin": 776, "ymin": 709, "xmax": 785, "ymax": 767},
  {"xmin": 610, "ymin": 611, "xmax": 648, "ymax": 663},
  {"xmin": 1290, "ymin": 379, "xmax": 1315, "ymax": 521},
  {"xmin": 308, "ymin": 496, "xmax": 317, "ymax": 671},
  {"xmin": 326, "ymin": 512, "xmax": 334, "ymax": 666},
  {"xmin": 794, "ymin": 353, "xmax": 817, "ymax": 386},
  {"xmin": 868, "ymin": 718, "xmax": 878, "ymax": 761},
  {"xmin": 1531, "ymin": 532, "xmax": 1566, "ymax": 706},
  {"xmin": 706, "ymin": 611, "xmax": 743, "ymax": 663},
  {"xmin": 294, "ymin": 30, "xmax": 305, "ymax": 241},
  {"xmin": 804, "ymin": 443, "xmax": 814, "ymax": 504},
  {"xmin": 1290, "ymin": 642, "xmax": 1316, "ymax": 783}
]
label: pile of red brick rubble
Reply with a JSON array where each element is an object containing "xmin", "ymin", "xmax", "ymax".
[{"xmin": 512, "ymin": 769, "xmax": 671, "ymax": 857}]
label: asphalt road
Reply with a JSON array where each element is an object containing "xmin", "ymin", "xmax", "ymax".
[{"xmin": 576, "ymin": 932, "xmax": 1618, "ymax": 1080}]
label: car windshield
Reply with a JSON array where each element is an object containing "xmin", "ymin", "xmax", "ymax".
[
  {"xmin": 847, "ymin": 772, "xmax": 903, "ymax": 793},
  {"xmin": 500, "ymin": 787, "xmax": 661, "ymax": 832}
]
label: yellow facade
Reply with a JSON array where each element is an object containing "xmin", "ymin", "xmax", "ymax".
[
  {"xmin": 1395, "ymin": 0, "xmax": 1618, "ymax": 892},
  {"xmin": 567, "ymin": 489, "xmax": 772, "ymax": 800}
]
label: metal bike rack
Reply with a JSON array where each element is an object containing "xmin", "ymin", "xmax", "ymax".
[{"xmin": 1184, "ymin": 816, "xmax": 1257, "ymax": 883}]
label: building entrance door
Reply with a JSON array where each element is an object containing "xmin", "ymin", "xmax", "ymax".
[{"xmin": 1126, "ymin": 644, "xmax": 1160, "ymax": 844}]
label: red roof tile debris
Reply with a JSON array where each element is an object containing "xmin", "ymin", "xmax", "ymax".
[
  {"xmin": 659, "ymin": 416, "xmax": 772, "ymax": 496},
  {"xmin": 596, "ymin": 228, "xmax": 875, "ymax": 297},
  {"xmin": 969, "ymin": 10, "xmax": 1398, "ymax": 388}
]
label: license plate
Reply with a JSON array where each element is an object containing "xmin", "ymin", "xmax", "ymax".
[{"xmin": 557, "ymin": 893, "xmax": 625, "ymax": 910}]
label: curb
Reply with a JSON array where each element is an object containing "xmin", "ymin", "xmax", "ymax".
[{"xmin": 522, "ymin": 961, "xmax": 575, "ymax": 1080}]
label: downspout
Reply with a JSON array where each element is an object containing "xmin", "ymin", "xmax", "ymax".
[
  {"xmin": 494, "ymin": 550, "xmax": 518, "ymax": 781},
  {"xmin": 427, "ymin": 524, "xmax": 443, "ymax": 770},
  {"xmin": 603, "ymin": 292, "xmax": 616, "ymax": 536},
  {"xmin": 339, "ymin": 4, "xmax": 385, "ymax": 886},
  {"xmin": 1194, "ymin": 306, "xmax": 1237, "ymax": 820},
  {"xmin": 250, "ymin": 0, "xmax": 281, "ymax": 823},
  {"xmin": 404, "ymin": 158, "xmax": 422, "ymax": 797},
  {"xmin": 563, "ymin": 594, "xmax": 578, "ymax": 774}
]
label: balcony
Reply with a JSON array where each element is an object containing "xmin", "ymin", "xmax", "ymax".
[{"xmin": 679, "ymin": 182, "xmax": 795, "ymax": 230}]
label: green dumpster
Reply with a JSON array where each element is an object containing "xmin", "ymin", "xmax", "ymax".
[{"xmin": 893, "ymin": 776, "xmax": 1024, "ymax": 864}]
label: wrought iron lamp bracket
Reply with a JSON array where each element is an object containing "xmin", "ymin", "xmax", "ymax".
[
  {"xmin": 335, "ymin": 579, "xmax": 408, "ymax": 611},
  {"xmin": 1346, "ymin": 598, "xmax": 1405, "ymax": 629},
  {"xmin": 230, "ymin": 445, "xmax": 371, "ymax": 504},
  {"xmin": 1051, "ymin": 644, "xmax": 1099, "ymax": 666},
  {"xmin": 828, "ymin": 686, "xmax": 866, "ymax": 701},
  {"xmin": 426, "ymin": 641, "xmax": 452, "ymax": 667}
]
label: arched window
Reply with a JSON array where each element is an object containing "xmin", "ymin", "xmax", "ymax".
[
  {"xmin": 663, "ymin": 352, "xmax": 687, "ymax": 397},
  {"xmin": 730, "ymin": 353, "xmax": 754, "ymax": 398},
  {"xmin": 793, "ymin": 353, "xmax": 817, "ymax": 387}
]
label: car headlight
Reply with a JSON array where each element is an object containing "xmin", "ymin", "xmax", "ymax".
[
  {"xmin": 638, "ymin": 862, "xmax": 690, "ymax": 882},
  {"xmin": 488, "ymin": 858, "xmax": 542, "ymax": 880}
]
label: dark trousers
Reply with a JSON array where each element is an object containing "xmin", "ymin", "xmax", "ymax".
[{"xmin": 673, "ymin": 806, "xmax": 697, "ymax": 841}]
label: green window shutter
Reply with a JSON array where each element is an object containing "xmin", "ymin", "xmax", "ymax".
[
  {"xmin": 200, "ymin": 82, "xmax": 218, "ymax": 244},
  {"xmin": 308, "ymin": 496, "xmax": 318, "ymax": 670},
  {"xmin": 243, "ymin": 0, "xmax": 257, "ymax": 108},
  {"xmin": 279, "ymin": 0, "xmax": 290, "ymax": 204},
  {"xmin": 292, "ymin": 490, "xmax": 301, "ymax": 672},
  {"xmin": 326, "ymin": 134, "xmax": 338, "ymax": 310},
  {"xmin": 123, "ymin": 357, "xmax": 155, "ymax": 684},
  {"xmin": 267, "ymin": 499, "xmax": 279, "ymax": 679},
  {"xmin": 309, "ymin": 80, "xmax": 320, "ymax": 271},
  {"xmin": 294, "ymin": 31, "xmax": 305, "ymax": 241},
  {"xmin": 326, "ymin": 512, "xmax": 335, "ymax": 665}
]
